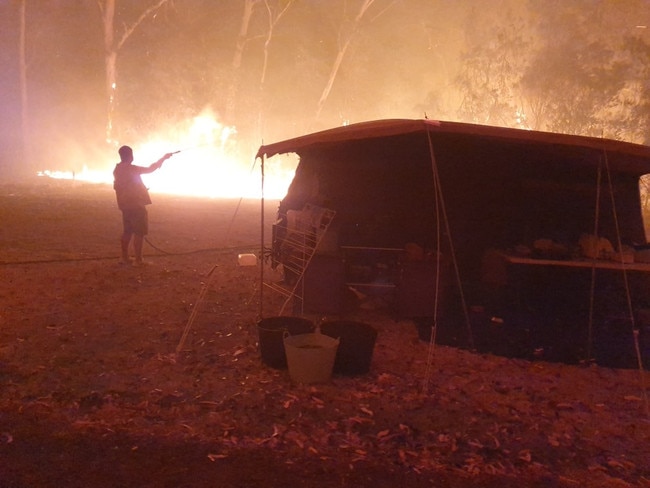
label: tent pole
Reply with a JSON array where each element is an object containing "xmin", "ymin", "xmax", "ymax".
[
  {"xmin": 586, "ymin": 163, "xmax": 602, "ymax": 362},
  {"xmin": 426, "ymin": 129, "xmax": 475, "ymax": 349},
  {"xmin": 602, "ymin": 148, "xmax": 648, "ymax": 416},
  {"xmin": 260, "ymin": 153, "xmax": 265, "ymax": 319}
]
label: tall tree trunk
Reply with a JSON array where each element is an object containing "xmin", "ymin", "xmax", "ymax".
[
  {"xmin": 102, "ymin": 0, "xmax": 117, "ymax": 143},
  {"xmin": 19, "ymin": 0, "xmax": 29, "ymax": 167},
  {"xmin": 226, "ymin": 0, "xmax": 260, "ymax": 122},
  {"xmin": 259, "ymin": 0, "xmax": 293, "ymax": 87},
  {"xmin": 255, "ymin": 0, "xmax": 294, "ymax": 139},
  {"xmin": 99, "ymin": 0, "xmax": 169, "ymax": 144},
  {"xmin": 232, "ymin": 0, "xmax": 258, "ymax": 71}
]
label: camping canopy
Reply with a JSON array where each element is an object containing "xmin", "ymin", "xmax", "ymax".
[
  {"xmin": 258, "ymin": 119, "xmax": 650, "ymax": 366},
  {"xmin": 257, "ymin": 119, "xmax": 650, "ymax": 176},
  {"xmin": 259, "ymin": 119, "xmax": 650, "ymax": 254}
]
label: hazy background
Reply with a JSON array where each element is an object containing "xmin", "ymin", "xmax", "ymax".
[{"xmin": 1, "ymin": 0, "xmax": 650, "ymax": 189}]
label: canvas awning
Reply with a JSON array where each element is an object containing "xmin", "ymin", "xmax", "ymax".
[{"xmin": 257, "ymin": 119, "xmax": 650, "ymax": 176}]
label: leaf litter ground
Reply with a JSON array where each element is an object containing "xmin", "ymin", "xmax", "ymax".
[{"xmin": 0, "ymin": 180, "xmax": 649, "ymax": 487}]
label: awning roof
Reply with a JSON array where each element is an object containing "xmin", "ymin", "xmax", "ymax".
[{"xmin": 256, "ymin": 119, "xmax": 650, "ymax": 175}]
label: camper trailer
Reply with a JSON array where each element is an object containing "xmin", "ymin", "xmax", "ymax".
[{"xmin": 257, "ymin": 119, "xmax": 650, "ymax": 367}]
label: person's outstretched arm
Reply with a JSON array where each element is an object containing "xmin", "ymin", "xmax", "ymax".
[{"xmin": 144, "ymin": 153, "xmax": 174, "ymax": 173}]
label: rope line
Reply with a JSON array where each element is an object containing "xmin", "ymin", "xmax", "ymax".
[
  {"xmin": 601, "ymin": 149, "xmax": 648, "ymax": 417},
  {"xmin": 0, "ymin": 243, "xmax": 259, "ymax": 267},
  {"xmin": 586, "ymin": 164, "xmax": 602, "ymax": 362},
  {"xmin": 175, "ymin": 155, "xmax": 261, "ymax": 354},
  {"xmin": 422, "ymin": 129, "xmax": 475, "ymax": 392},
  {"xmin": 423, "ymin": 130, "xmax": 442, "ymax": 392},
  {"xmin": 176, "ymin": 264, "xmax": 219, "ymax": 354}
]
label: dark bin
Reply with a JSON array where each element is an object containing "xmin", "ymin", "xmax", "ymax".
[
  {"xmin": 257, "ymin": 316, "xmax": 315, "ymax": 369},
  {"xmin": 320, "ymin": 320, "xmax": 378, "ymax": 375}
]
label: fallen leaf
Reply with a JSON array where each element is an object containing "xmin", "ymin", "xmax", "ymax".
[
  {"xmin": 376, "ymin": 429, "xmax": 390, "ymax": 439},
  {"xmin": 623, "ymin": 395, "xmax": 642, "ymax": 402},
  {"xmin": 359, "ymin": 406, "xmax": 373, "ymax": 416},
  {"xmin": 347, "ymin": 416, "xmax": 372, "ymax": 425},
  {"xmin": 399, "ymin": 424, "xmax": 411, "ymax": 433},
  {"xmin": 488, "ymin": 434, "xmax": 500, "ymax": 449},
  {"xmin": 207, "ymin": 453, "xmax": 228, "ymax": 461},
  {"xmin": 557, "ymin": 476, "xmax": 581, "ymax": 485},
  {"xmin": 547, "ymin": 435, "xmax": 560, "ymax": 447},
  {"xmin": 377, "ymin": 373, "xmax": 393, "ymax": 383}
]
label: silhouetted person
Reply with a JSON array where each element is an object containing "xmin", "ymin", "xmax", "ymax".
[{"xmin": 113, "ymin": 145, "xmax": 174, "ymax": 266}]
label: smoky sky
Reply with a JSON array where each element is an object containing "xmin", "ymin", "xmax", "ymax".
[{"xmin": 1, "ymin": 0, "xmax": 649, "ymax": 177}]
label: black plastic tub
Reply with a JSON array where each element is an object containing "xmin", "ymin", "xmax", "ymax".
[
  {"xmin": 320, "ymin": 320, "xmax": 378, "ymax": 375},
  {"xmin": 257, "ymin": 316, "xmax": 315, "ymax": 369}
]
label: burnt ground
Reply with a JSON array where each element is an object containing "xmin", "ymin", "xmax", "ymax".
[{"xmin": 0, "ymin": 179, "xmax": 649, "ymax": 487}]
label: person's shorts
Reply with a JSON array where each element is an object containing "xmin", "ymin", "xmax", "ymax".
[{"xmin": 121, "ymin": 207, "xmax": 148, "ymax": 235}]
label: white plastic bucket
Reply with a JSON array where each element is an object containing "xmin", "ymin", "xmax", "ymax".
[
  {"xmin": 238, "ymin": 253, "xmax": 257, "ymax": 266},
  {"xmin": 283, "ymin": 332, "xmax": 339, "ymax": 384}
]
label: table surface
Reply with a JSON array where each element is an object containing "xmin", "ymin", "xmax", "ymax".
[{"xmin": 500, "ymin": 252, "xmax": 650, "ymax": 272}]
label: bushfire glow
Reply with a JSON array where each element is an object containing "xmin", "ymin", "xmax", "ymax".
[{"xmin": 38, "ymin": 113, "xmax": 297, "ymax": 199}]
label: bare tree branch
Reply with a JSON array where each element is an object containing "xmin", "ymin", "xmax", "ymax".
[
  {"xmin": 232, "ymin": 0, "xmax": 261, "ymax": 69},
  {"xmin": 116, "ymin": 0, "xmax": 170, "ymax": 51},
  {"xmin": 260, "ymin": 0, "xmax": 294, "ymax": 86}
]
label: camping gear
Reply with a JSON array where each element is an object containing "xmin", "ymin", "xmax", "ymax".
[
  {"xmin": 283, "ymin": 331, "xmax": 339, "ymax": 383},
  {"xmin": 257, "ymin": 316, "xmax": 314, "ymax": 368},
  {"xmin": 258, "ymin": 118, "xmax": 650, "ymax": 368},
  {"xmin": 300, "ymin": 255, "xmax": 346, "ymax": 314},
  {"xmin": 320, "ymin": 320, "xmax": 378, "ymax": 375}
]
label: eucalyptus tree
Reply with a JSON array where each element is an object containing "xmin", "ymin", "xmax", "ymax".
[
  {"xmin": 617, "ymin": 36, "xmax": 650, "ymax": 145},
  {"xmin": 455, "ymin": 0, "xmax": 649, "ymax": 140},
  {"xmin": 454, "ymin": 1, "xmax": 533, "ymax": 128},
  {"xmin": 520, "ymin": 1, "xmax": 629, "ymax": 138},
  {"xmin": 18, "ymin": 0, "xmax": 28, "ymax": 166}
]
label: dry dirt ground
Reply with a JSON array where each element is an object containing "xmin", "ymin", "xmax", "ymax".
[{"xmin": 0, "ymin": 179, "xmax": 649, "ymax": 487}]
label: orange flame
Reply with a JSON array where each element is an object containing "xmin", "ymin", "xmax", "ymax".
[{"xmin": 38, "ymin": 110, "xmax": 296, "ymax": 200}]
